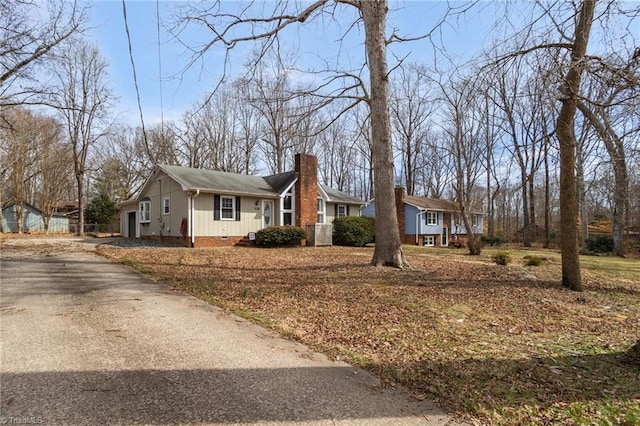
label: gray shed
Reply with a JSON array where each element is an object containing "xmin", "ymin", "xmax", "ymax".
[{"xmin": 1, "ymin": 203, "xmax": 69, "ymax": 233}]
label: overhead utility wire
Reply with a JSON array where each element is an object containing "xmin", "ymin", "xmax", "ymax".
[
  {"xmin": 156, "ymin": 0, "xmax": 165, "ymax": 131},
  {"xmin": 121, "ymin": 0, "xmax": 150, "ymax": 157}
]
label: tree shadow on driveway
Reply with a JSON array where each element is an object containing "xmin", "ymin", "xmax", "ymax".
[{"xmin": 1, "ymin": 367, "xmax": 449, "ymax": 425}]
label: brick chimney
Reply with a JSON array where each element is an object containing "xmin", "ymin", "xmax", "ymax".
[
  {"xmin": 395, "ymin": 187, "xmax": 405, "ymax": 243},
  {"xmin": 294, "ymin": 153, "xmax": 318, "ymax": 228}
]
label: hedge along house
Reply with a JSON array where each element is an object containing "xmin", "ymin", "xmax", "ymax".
[
  {"xmin": 361, "ymin": 187, "xmax": 484, "ymax": 247},
  {"xmin": 119, "ymin": 154, "xmax": 365, "ymax": 247}
]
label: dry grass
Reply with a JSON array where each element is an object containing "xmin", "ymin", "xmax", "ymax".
[{"xmin": 97, "ymin": 244, "xmax": 640, "ymax": 425}]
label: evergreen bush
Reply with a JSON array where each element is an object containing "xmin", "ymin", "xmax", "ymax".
[
  {"xmin": 255, "ymin": 226, "xmax": 307, "ymax": 247},
  {"xmin": 332, "ymin": 216, "xmax": 375, "ymax": 247},
  {"xmin": 523, "ymin": 255, "xmax": 545, "ymax": 266},
  {"xmin": 585, "ymin": 234, "xmax": 614, "ymax": 254},
  {"xmin": 481, "ymin": 235, "xmax": 506, "ymax": 246},
  {"xmin": 492, "ymin": 251, "xmax": 511, "ymax": 265}
]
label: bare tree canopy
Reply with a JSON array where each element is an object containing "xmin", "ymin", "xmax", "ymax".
[
  {"xmin": 0, "ymin": 0, "xmax": 85, "ymax": 105},
  {"xmin": 47, "ymin": 38, "xmax": 113, "ymax": 235}
]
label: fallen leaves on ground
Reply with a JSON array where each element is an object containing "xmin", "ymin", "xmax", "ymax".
[{"xmin": 96, "ymin": 244, "xmax": 640, "ymax": 425}]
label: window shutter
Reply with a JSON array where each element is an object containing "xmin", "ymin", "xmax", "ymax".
[
  {"xmin": 346, "ymin": 205, "xmax": 350, "ymax": 216},
  {"xmin": 235, "ymin": 196, "xmax": 241, "ymax": 221},
  {"xmin": 334, "ymin": 204, "xmax": 338, "ymax": 217},
  {"xmin": 214, "ymin": 195, "xmax": 220, "ymax": 220}
]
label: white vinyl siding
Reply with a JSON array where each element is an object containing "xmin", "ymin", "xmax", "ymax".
[{"xmin": 195, "ymin": 195, "xmax": 263, "ymax": 236}]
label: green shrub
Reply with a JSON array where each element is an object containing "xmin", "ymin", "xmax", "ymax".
[
  {"xmin": 523, "ymin": 255, "xmax": 545, "ymax": 266},
  {"xmin": 481, "ymin": 235, "xmax": 506, "ymax": 247},
  {"xmin": 585, "ymin": 234, "xmax": 614, "ymax": 254},
  {"xmin": 255, "ymin": 226, "xmax": 307, "ymax": 247},
  {"xmin": 85, "ymin": 192, "xmax": 116, "ymax": 225},
  {"xmin": 333, "ymin": 216, "xmax": 376, "ymax": 247},
  {"xmin": 492, "ymin": 251, "xmax": 511, "ymax": 265}
]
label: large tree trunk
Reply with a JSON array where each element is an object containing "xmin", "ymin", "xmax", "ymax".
[
  {"xmin": 576, "ymin": 101, "xmax": 629, "ymax": 257},
  {"xmin": 361, "ymin": 1, "xmax": 407, "ymax": 268},
  {"xmin": 76, "ymin": 173, "xmax": 84, "ymax": 236},
  {"xmin": 544, "ymin": 136, "xmax": 551, "ymax": 247},
  {"xmin": 611, "ymin": 163, "xmax": 628, "ymax": 256},
  {"xmin": 555, "ymin": 0, "xmax": 596, "ymax": 292},
  {"xmin": 521, "ymin": 173, "xmax": 531, "ymax": 247},
  {"xmin": 576, "ymin": 137, "xmax": 588, "ymax": 252}
]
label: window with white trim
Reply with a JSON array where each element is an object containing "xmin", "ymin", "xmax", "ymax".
[
  {"xmin": 423, "ymin": 236, "xmax": 435, "ymax": 246},
  {"xmin": 317, "ymin": 198, "xmax": 325, "ymax": 223},
  {"xmin": 282, "ymin": 188, "xmax": 294, "ymax": 225},
  {"xmin": 139, "ymin": 201, "xmax": 150, "ymax": 223},
  {"xmin": 162, "ymin": 197, "xmax": 170, "ymax": 215},
  {"xmin": 337, "ymin": 204, "xmax": 347, "ymax": 217},
  {"xmin": 426, "ymin": 211, "xmax": 438, "ymax": 226},
  {"xmin": 472, "ymin": 214, "xmax": 478, "ymax": 227},
  {"xmin": 221, "ymin": 196, "xmax": 235, "ymax": 220}
]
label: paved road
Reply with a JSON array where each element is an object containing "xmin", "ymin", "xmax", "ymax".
[{"xmin": 1, "ymin": 239, "xmax": 457, "ymax": 425}]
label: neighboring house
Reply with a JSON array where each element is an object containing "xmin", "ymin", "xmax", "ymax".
[
  {"xmin": 362, "ymin": 188, "xmax": 484, "ymax": 247},
  {"xmin": 1, "ymin": 203, "xmax": 69, "ymax": 233},
  {"xmin": 119, "ymin": 154, "xmax": 364, "ymax": 247}
]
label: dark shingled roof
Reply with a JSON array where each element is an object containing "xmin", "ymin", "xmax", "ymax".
[
  {"xmin": 159, "ymin": 164, "xmax": 279, "ymax": 197},
  {"xmin": 322, "ymin": 185, "xmax": 365, "ymax": 205},
  {"xmin": 404, "ymin": 195, "xmax": 459, "ymax": 211},
  {"xmin": 154, "ymin": 165, "xmax": 364, "ymax": 205},
  {"xmin": 264, "ymin": 171, "xmax": 297, "ymax": 194},
  {"xmin": 403, "ymin": 195, "xmax": 484, "ymax": 214}
]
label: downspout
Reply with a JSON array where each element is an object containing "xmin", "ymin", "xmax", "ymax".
[
  {"xmin": 190, "ymin": 190, "xmax": 200, "ymax": 248},
  {"xmin": 415, "ymin": 209, "xmax": 426, "ymax": 245}
]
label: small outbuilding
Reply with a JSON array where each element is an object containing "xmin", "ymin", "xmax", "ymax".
[{"xmin": 1, "ymin": 203, "xmax": 69, "ymax": 233}]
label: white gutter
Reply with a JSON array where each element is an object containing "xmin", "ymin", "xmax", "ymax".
[
  {"xmin": 190, "ymin": 189, "xmax": 200, "ymax": 247},
  {"xmin": 415, "ymin": 209, "xmax": 427, "ymax": 245}
]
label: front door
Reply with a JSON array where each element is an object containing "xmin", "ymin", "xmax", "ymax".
[
  {"xmin": 262, "ymin": 200, "xmax": 274, "ymax": 228},
  {"xmin": 442, "ymin": 227, "xmax": 448, "ymax": 246},
  {"xmin": 128, "ymin": 211, "xmax": 136, "ymax": 238}
]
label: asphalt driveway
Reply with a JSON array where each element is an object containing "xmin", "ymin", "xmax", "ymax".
[{"xmin": 0, "ymin": 238, "xmax": 457, "ymax": 425}]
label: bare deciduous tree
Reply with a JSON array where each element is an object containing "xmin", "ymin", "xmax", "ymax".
[
  {"xmin": 0, "ymin": 0, "xmax": 85, "ymax": 105},
  {"xmin": 437, "ymin": 75, "xmax": 485, "ymax": 254},
  {"xmin": 48, "ymin": 39, "xmax": 112, "ymax": 235},
  {"xmin": 98, "ymin": 125, "xmax": 151, "ymax": 200},
  {"xmin": 37, "ymin": 117, "xmax": 72, "ymax": 233},
  {"xmin": 576, "ymin": 48, "xmax": 639, "ymax": 256},
  {"xmin": 390, "ymin": 62, "xmax": 435, "ymax": 196},
  {"xmin": 174, "ymin": 0, "xmax": 413, "ymax": 267}
]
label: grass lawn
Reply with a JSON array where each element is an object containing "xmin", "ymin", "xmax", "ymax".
[{"xmin": 97, "ymin": 243, "xmax": 640, "ymax": 425}]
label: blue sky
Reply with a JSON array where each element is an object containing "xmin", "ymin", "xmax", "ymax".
[{"xmin": 87, "ymin": 1, "xmax": 496, "ymax": 127}]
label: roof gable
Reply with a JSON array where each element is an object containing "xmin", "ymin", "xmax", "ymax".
[{"xmin": 264, "ymin": 171, "xmax": 297, "ymax": 194}]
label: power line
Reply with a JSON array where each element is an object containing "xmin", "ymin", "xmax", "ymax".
[
  {"xmin": 121, "ymin": 0, "xmax": 150, "ymax": 157},
  {"xmin": 156, "ymin": 0, "xmax": 165, "ymax": 131}
]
